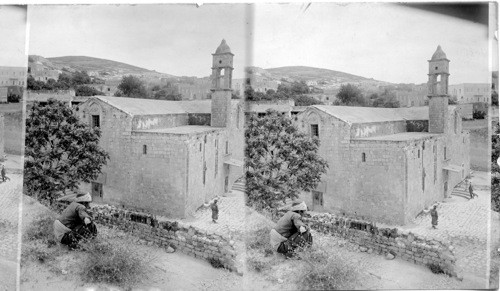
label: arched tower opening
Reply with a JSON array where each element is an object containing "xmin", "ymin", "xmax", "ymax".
[
  {"xmin": 427, "ymin": 45, "xmax": 451, "ymax": 134},
  {"xmin": 210, "ymin": 39, "xmax": 234, "ymax": 128}
]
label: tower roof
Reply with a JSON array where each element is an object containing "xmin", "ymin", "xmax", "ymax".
[
  {"xmin": 431, "ymin": 45, "xmax": 448, "ymax": 60},
  {"xmin": 215, "ymin": 39, "xmax": 232, "ymax": 54}
]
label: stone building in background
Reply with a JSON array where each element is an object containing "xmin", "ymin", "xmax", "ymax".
[
  {"xmin": 76, "ymin": 40, "xmax": 244, "ymax": 218},
  {"xmin": 28, "ymin": 62, "xmax": 60, "ymax": 82},
  {"xmin": 295, "ymin": 46, "xmax": 470, "ymax": 225},
  {"xmin": 449, "ymin": 83, "xmax": 491, "ymax": 104}
]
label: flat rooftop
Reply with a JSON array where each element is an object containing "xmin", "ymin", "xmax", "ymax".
[
  {"xmin": 353, "ymin": 132, "xmax": 440, "ymax": 142},
  {"xmin": 133, "ymin": 125, "xmax": 223, "ymax": 135}
]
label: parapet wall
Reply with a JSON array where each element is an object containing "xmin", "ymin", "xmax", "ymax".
[
  {"xmin": 295, "ymin": 211, "xmax": 458, "ymax": 277},
  {"xmin": 90, "ymin": 204, "xmax": 238, "ymax": 272}
]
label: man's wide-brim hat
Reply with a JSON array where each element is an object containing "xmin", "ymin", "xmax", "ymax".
[
  {"xmin": 75, "ymin": 192, "xmax": 92, "ymax": 203},
  {"xmin": 290, "ymin": 201, "xmax": 307, "ymax": 212}
]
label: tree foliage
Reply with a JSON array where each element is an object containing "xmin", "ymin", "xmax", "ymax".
[
  {"xmin": 371, "ymin": 90, "xmax": 400, "ymax": 108},
  {"xmin": 492, "ymin": 122, "xmax": 500, "ymax": 212},
  {"xmin": 24, "ymin": 99, "xmax": 110, "ymax": 202},
  {"xmin": 245, "ymin": 110, "xmax": 328, "ymax": 210},
  {"xmin": 335, "ymin": 84, "xmax": 367, "ymax": 106},
  {"xmin": 75, "ymin": 85, "xmax": 104, "ymax": 97},
  {"xmin": 293, "ymin": 95, "xmax": 323, "ymax": 106},
  {"xmin": 116, "ymin": 75, "xmax": 148, "ymax": 98}
]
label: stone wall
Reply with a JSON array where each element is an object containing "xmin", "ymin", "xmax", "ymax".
[
  {"xmin": 246, "ymin": 100, "xmax": 295, "ymax": 117},
  {"xmin": 26, "ymin": 90, "xmax": 75, "ymax": 104},
  {"xmin": 299, "ymin": 211, "xmax": 458, "ymax": 277},
  {"xmin": 91, "ymin": 204, "xmax": 238, "ymax": 272}
]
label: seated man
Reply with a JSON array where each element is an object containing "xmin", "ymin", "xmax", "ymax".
[
  {"xmin": 270, "ymin": 201, "xmax": 313, "ymax": 257},
  {"xmin": 53, "ymin": 192, "xmax": 97, "ymax": 249}
]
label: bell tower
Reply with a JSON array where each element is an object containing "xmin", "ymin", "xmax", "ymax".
[
  {"xmin": 211, "ymin": 39, "xmax": 234, "ymax": 127},
  {"xmin": 427, "ymin": 45, "xmax": 450, "ymax": 133}
]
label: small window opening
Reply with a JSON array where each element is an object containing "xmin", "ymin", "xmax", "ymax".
[
  {"xmin": 91, "ymin": 115, "xmax": 100, "ymax": 128},
  {"xmin": 444, "ymin": 146, "xmax": 447, "ymax": 160},
  {"xmin": 143, "ymin": 145, "xmax": 147, "ymax": 155},
  {"xmin": 225, "ymin": 141, "xmax": 229, "ymax": 154},
  {"xmin": 362, "ymin": 153, "xmax": 366, "ymax": 162},
  {"xmin": 310, "ymin": 124, "xmax": 319, "ymax": 137},
  {"xmin": 418, "ymin": 150, "xmax": 420, "ymax": 158}
]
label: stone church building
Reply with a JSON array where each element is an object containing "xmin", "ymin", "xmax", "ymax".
[
  {"xmin": 296, "ymin": 46, "xmax": 470, "ymax": 225},
  {"xmin": 76, "ymin": 40, "xmax": 244, "ymax": 218}
]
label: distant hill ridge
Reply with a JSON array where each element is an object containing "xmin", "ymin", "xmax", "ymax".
[
  {"xmin": 247, "ymin": 65, "xmax": 390, "ymax": 87},
  {"xmin": 267, "ymin": 66, "xmax": 373, "ymax": 81},
  {"xmin": 47, "ymin": 56, "xmax": 159, "ymax": 74},
  {"xmin": 29, "ymin": 55, "xmax": 175, "ymax": 79}
]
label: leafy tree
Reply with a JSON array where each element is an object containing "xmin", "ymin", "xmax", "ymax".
[
  {"xmin": 72, "ymin": 71, "xmax": 92, "ymax": 86},
  {"xmin": 24, "ymin": 99, "xmax": 109, "ymax": 202},
  {"xmin": 492, "ymin": 122, "xmax": 500, "ymax": 212},
  {"xmin": 43, "ymin": 78, "xmax": 57, "ymax": 91},
  {"xmin": 27, "ymin": 75, "xmax": 45, "ymax": 91},
  {"xmin": 245, "ymin": 110, "xmax": 328, "ymax": 210},
  {"xmin": 372, "ymin": 90, "xmax": 400, "ymax": 108},
  {"xmin": 165, "ymin": 93, "xmax": 182, "ymax": 101},
  {"xmin": 57, "ymin": 73, "xmax": 73, "ymax": 89},
  {"xmin": 117, "ymin": 75, "xmax": 148, "ymax": 98},
  {"xmin": 75, "ymin": 85, "xmax": 104, "ymax": 97},
  {"xmin": 336, "ymin": 84, "xmax": 367, "ymax": 106},
  {"xmin": 293, "ymin": 95, "xmax": 323, "ymax": 106},
  {"xmin": 290, "ymin": 81, "xmax": 310, "ymax": 95}
]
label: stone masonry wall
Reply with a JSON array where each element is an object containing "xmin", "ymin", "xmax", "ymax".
[
  {"xmin": 297, "ymin": 211, "xmax": 458, "ymax": 277},
  {"xmin": 91, "ymin": 204, "xmax": 238, "ymax": 272}
]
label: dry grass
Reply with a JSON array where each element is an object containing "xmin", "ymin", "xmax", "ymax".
[
  {"xmin": 23, "ymin": 212, "xmax": 57, "ymax": 244},
  {"xmin": 80, "ymin": 236, "xmax": 152, "ymax": 287},
  {"xmin": 297, "ymin": 242, "xmax": 359, "ymax": 290}
]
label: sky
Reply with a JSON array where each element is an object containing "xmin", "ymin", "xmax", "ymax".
[
  {"xmin": 254, "ymin": 3, "xmax": 491, "ymax": 85},
  {"xmin": 28, "ymin": 5, "xmax": 248, "ymax": 79},
  {"xmin": 0, "ymin": 5, "xmax": 28, "ymax": 67}
]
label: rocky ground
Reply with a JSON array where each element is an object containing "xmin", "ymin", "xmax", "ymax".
[
  {"xmin": 400, "ymin": 171, "xmax": 494, "ymax": 287},
  {"xmin": 20, "ymin": 193, "xmax": 245, "ymax": 291},
  {"xmin": 245, "ymin": 171, "xmax": 497, "ymax": 290},
  {"xmin": 0, "ymin": 155, "xmax": 23, "ymax": 291}
]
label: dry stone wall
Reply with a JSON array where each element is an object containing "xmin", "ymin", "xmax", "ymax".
[
  {"xmin": 296, "ymin": 211, "xmax": 458, "ymax": 277},
  {"xmin": 91, "ymin": 204, "xmax": 238, "ymax": 272}
]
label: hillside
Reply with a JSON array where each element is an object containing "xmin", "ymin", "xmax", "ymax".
[
  {"xmin": 267, "ymin": 66, "xmax": 374, "ymax": 82},
  {"xmin": 29, "ymin": 55, "xmax": 175, "ymax": 80},
  {"xmin": 247, "ymin": 66, "xmax": 391, "ymax": 90},
  {"xmin": 47, "ymin": 56, "xmax": 172, "ymax": 77}
]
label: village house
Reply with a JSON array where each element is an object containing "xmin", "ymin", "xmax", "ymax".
[
  {"xmin": 28, "ymin": 62, "xmax": 60, "ymax": 82},
  {"xmin": 449, "ymin": 83, "xmax": 491, "ymax": 104},
  {"xmin": 0, "ymin": 66, "xmax": 26, "ymax": 87},
  {"xmin": 295, "ymin": 46, "xmax": 470, "ymax": 225},
  {"xmin": 76, "ymin": 40, "xmax": 244, "ymax": 218}
]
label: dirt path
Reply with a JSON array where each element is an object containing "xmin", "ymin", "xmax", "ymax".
[
  {"xmin": 21, "ymin": 195, "xmax": 243, "ymax": 290},
  {"xmin": 245, "ymin": 206, "xmax": 484, "ymax": 290}
]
